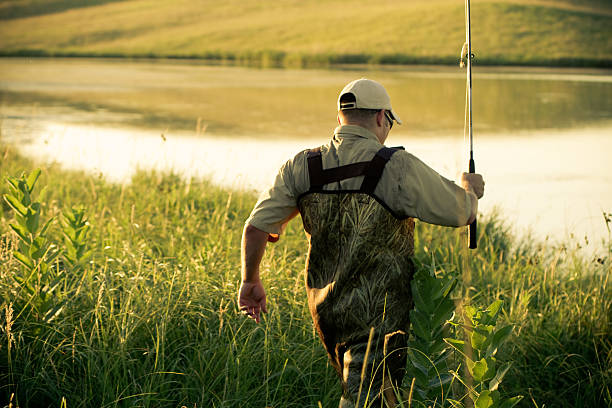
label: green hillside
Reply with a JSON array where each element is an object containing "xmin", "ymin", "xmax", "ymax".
[{"xmin": 0, "ymin": 0, "xmax": 611, "ymax": 67}]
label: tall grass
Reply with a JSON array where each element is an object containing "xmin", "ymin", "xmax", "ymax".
[{"xmin": 0, "ymin": 144, "xmax": 610, "ymax": 407}]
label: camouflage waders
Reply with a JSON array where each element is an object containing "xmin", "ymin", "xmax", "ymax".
[{"xmin": 297, "ymin": 147, "xmax": 415, "ymax": 407}]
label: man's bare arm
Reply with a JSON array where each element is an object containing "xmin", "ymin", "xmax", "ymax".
[{"xmin": 238, "ymin": 224, "xmax": 269, "ymax": 323}]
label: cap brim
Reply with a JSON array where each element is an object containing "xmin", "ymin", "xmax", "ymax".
[{"xmin": 390, "ymin": 109, "xmax": 402, "ymax": 125}]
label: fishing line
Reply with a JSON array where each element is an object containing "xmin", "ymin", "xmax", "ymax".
[{"xmin": 462, "ymin": 0, "xmax": 477, "ymax": 250}]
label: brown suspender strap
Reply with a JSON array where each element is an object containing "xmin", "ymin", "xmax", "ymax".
[
  {"xmin": 307, "ymin": 146, "xmax": 403, "ymax": 192},
  {"xmin": 307, "ymin": 149, "xmax": 371, "ymax": 191},
  {"xmin": 360, "ymin": 147, "xmax": 400, "ymax": 194},
  {"xmin": 306, "ymin": 148, "xmax": 325, "ymax": 191}
]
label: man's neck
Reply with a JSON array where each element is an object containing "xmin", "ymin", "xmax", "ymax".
[{"xmin": 340, "ymin": 121, "xmax": 384, "ymax": 143}]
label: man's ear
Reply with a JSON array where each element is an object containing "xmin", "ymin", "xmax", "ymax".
[
  {"xmin": 337, "ymin": 113, "xmax": 341, "ymax": 125},
  {"xmin": 376, "ymin": 110, "xmax": 385, "ymax": 127}
]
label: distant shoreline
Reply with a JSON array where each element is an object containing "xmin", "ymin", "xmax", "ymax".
[{"xmin": 1, "ymin": 50, "xmax": 611, "ymax": 70}]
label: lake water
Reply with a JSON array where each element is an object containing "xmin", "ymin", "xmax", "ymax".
[{"xmin": 1, "ymin": 58, "xmax": 611, "ymax": 253}]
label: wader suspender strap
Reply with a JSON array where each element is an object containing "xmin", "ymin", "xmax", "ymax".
[
  {"xmin": 306, "ymin": 146, "xmax": 402, "ymax": 193},
  {"xmin": 360, "ymin": 147, "xmax": 399, "ymax": 194}
]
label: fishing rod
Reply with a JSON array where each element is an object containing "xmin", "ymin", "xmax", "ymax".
[{"xmin": 461, "ymin": 0, "xmax": 477, "ymax": 249}]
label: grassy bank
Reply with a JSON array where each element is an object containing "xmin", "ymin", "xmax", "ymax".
[
  {"xmin": 0, "ymin": 0, "xmax": 611, "ymax": 68},
  {"xmin": 0, "ymin": 144, "xmax": 610, "ymax": 407}
]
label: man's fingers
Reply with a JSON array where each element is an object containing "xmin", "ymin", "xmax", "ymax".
[
  {"xmin": 239, "ymin": 305, "xmax": 263, "ymax": 323},
  {"xmin": 237, "ymin": 281, "xmax": 267, "ymax": 322},
  {"xmin": 249, "ymin": 307, "xmax": 260, "ymax": 323}
]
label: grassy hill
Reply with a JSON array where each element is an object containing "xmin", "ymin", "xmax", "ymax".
[{"xmin": 0, "ymin": 0, "xmax": 611, "ymax": 67}]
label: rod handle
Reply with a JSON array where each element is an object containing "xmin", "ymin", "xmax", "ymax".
[
  {"xmin": 469, "ymin": 218, "xmax": 477, "ymax": 249},
  {"xmin": 468, "ymin": 157, "xmax": 477, "ymax": 249}
]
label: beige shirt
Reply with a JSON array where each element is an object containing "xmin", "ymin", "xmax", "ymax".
[{"xmin": 246, "ymin": 125, "xmax": 472, "ymax": 236}]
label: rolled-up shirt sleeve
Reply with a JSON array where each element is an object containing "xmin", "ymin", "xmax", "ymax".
[
  {"xmin": 384, "ymin": 151, "xmax": 473, "ymax": 227},
  {"xmin": 245, "ymin": 160, "xmax": 298, "ymax": 236}
]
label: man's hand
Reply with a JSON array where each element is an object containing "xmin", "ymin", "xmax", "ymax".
[
  {"xmin": 461, "ymin": 172, "xmax": 485, "ymax": 199},
  {"xmin": 238, "ymin": 280, "xmax": 268, "ymax": 323}
]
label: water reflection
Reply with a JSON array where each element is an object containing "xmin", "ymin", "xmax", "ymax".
[
  {"xmin": 1, "ymin": 58, "xmax": 611, "ymax": 138},
  {"xmin": 1, "ymin": 58, "xmax": 611, "ymax": 251},
  {"xmin": 8, "ymin": 120, "xmax": 611, "ymax": 251}
]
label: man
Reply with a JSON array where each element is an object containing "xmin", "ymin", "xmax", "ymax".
[{"xmin": 238, "ymin": 78, "xmax": 484, "ymax": 407}]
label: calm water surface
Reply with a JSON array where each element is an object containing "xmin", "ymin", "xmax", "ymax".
[{"xmin": 1, "ymin": 58, "xmax": 611, "ymax": 252}]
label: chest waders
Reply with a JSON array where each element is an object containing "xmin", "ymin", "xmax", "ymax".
[{"xmin": 297, "ymin": 146, "xmax": 415, "ymax": 407}]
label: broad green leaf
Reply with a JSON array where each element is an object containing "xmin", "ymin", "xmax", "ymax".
[
  {"xmin": 38, "ymin": 185, "xmax": 49, "ymax": 203},
  {"xmin": 433, "ymin": 349, "xmax": 452, "ymax": 365},
  {"xmin": 411, "ymin": 309, "xmax": 431, "ymax": 341},
  {"xmin": 63, "ymin": 208, "xmax": 77, "ymax": 223},
  {"xmin": 482, "ymin": 300, "xmax": 503, "ymax": 326},
  {"xmin": 444, "ymin": 338, "xmax": 467, "ymax": 358},
  {"xmin": 490, "ymin": 390, "xmax": 501, "ymax": 402},
  {"xmin": 499, "ymin": 396, "xmax": 523, "ymax": 408},
  {"xmin": 489, "ymin": 362, "xmax": 512, "ymax": 391},
  {"xmin": 432, "ymin": 358, "xmax": 449, "ymax": 376},
  {"xmin": 471, "ymin": 328, "xmax": 488, "ymax": 351},
  {"xmin": 75, "ymin": 222, "xmax": 90, "ymax": 234},
  {"xmin": 466, "ymin": 357, "xmax": 475, "ymax": 376},
  {"xmin": 26, "ymin": 169, "xmax": 41, "ymax": 193},
  {"xmin": 6, "ymin": 176, "xmax": 20, "ymax": 192},
  {"xmin": 474, "ymin": 390, "xmax": 494, "ymax": 408},
  {"xmin": 73, "ymin": 208, "xmax": 85, "ymax": 224},
  {"xmin": 412, "ymin": 282, "xmax": 434, "ymax": 314},
  {"xmin": 432, "ymin": 323, "xmax": 447, "ymax": 340},
  {"xmin": 80, "ymin": 249, "xmax": 93, "ymax": 262},
  {"xmin": 407, "ymin": 363, "xmax": 429, "ymax": 386},
  {"xmin": 76, "ymin": 246, "xmax": 90, "ymax": 260},
  {"xmin": 9, "ymin": 222, "xmax": 31, "ymax": 245},
  {"xmin": 472, "ymin": 357, "xmax": 496, "ymax": 382},
  {"xmin": 433, "ymin": 276, "xmax": 457, "ymax": 300},
  {"xmin": 428, "ymin": 373, "xmax": 452, "ymax": 390},
  {"xmin": 432, "ymin": 298, "xmax": 455, "ymax": 328},
  {"xmin": 40, "ymin": 218, "xmax": 54, "ymax": 236},
  {"xmin": 20, "ymin": 181, "xmax": 31, "ymax": 206},
  {"xmin": 18, "ymin": 238, "xmax": 29, "ymax": 254},
  {"xmin": 13, "ymin": 250, "xmax": 34, "ymax": 269},
  {"xmin": 16, "ymin": 277, "xmax": 35, "ymax": 295},
  {"xmin": 46, "ymin": 247, "xmax": 61, "ymax": 265},
  {"xmin": 63, "ymin": 228, "xmax": 77, "ymax": 243},
  {"xmin": 487, "ymin": 325, "xmax": 514, "ymax": 357},
  {"xmin": 75, "ymin": 227, "xmax": 89, "ymax": 243},
  {"xmin": 29, "ymin": 236, "xmax": 47, "ymax": 260},
  {"xmin": 409, "ymin": 350, "xmax": 433, "ymax": 373},
  {"xmin": 430, "ymin": 339, "xmax": 449, "ymax": 356},
  {"xmin": 26, "ymin": 206, "xmax": 40, "ymax": 234},
  {"xmin": 65, "ymin": 241, "xmax": 77, "ymax": 254},
  {"xmin": 4, "ymin": 194, "xmax": 28, "ymax": 216},
  {"xmin": 15, "ymin": 213, "xmax": 26, "ymax": 228},
  {"xmin": 464, "ymin": 305, "xmax": 477, "ymax": 325}
]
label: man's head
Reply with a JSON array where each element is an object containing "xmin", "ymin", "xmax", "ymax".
[{"xmin": 337, "ymin": 79, "xmax": 401, "ymax": 144}]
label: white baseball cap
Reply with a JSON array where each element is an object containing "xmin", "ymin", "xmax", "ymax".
[{"xmin": 337, "ymin": 78, "xmax": 402, "ymax": 125}]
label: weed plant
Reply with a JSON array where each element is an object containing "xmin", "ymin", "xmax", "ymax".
[{"xmin": 0, "ymin": 144, "xmax": 610, "ymax": 407}]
